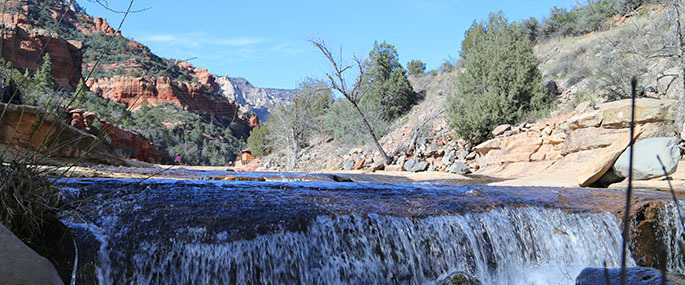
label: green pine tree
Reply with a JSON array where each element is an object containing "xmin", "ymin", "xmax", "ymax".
[
  {"xmin": 34, "ymin": 53, "xmax": 59, "ymax": 91},
  {"xmin": 360, "ymin": 41, "xmax": 416, "ymax": 121}
]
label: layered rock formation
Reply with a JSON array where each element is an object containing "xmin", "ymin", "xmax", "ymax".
[
  {"xmin": 0, "ymin": 103, "xmax": 122, "ymax": 165},
  {"xmin": 68, "ymin": 108, "xmax": 165, "ymax": 163},
  {"xmin": 216, "ymin": 76, "xmax": 294, "ymax": 121},
  {"xmin": 477, "ymin": 98, "xmax": 677, "ymax": 187},
  {"xmin": 86, "ymin": 76, "xmax": 240, "ymax": 120},
  {"xmin": 0, "ymin": 25, "xmax": 82, "ymax": 90}
]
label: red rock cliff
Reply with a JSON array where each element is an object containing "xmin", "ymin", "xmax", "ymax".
[
  {"xmin": 86, "ymin": 76, "xmax": 240, "ymax": 120},
  {"xmin": 0, "ymin": 27, "xmax": 82, "ymax": 90},
  {"xmin": 68, "ymin": 108, "xmax": 165, "ymax": 163}
]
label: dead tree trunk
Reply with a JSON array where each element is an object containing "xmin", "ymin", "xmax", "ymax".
[
  {"xmin": 675, "ymin": 1, "xmax": 685, "ymax": 136},
  {"xmin": 311, "ymin": 39, "xmax": 392, "ymax": 164}
]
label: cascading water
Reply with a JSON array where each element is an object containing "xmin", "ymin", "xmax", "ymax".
[
  {"xmin": 58, "ymin": 178, "xmax": 640, "ymax": 284},
  {"xmin": 653, "ymin": 201, "xmax": 685, "ymax": 273}
]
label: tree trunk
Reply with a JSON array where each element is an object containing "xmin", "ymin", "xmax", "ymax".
[
  {"xmin": 350, "ymin": 101, "xmax": 392, "ymax": 164},
  {"xmin": 674, "ymin": 2, "xmax": 685, "ymax": 137},
  {"xmin": 289, "ymin": 127, "xmax": 298, "ymax": 170}
]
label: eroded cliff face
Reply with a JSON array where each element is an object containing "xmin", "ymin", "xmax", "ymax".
[
  {"xmin": 216, "ymin": 76, "xmax": 294, "ymax": 121},
  {"xmin": 0, "ymin": 103, "xmax": 122, "ymax": 165},
  {"xmin": 68, "ymin": 108, "xmax": 165, "ymax": 163},
  {"xmin": 85, "ymin": 76, "xmax": 240, "ymax": 121},
  {"xmin": 0, "ymin": 25, "xmax": 82, "ymax": 90}
]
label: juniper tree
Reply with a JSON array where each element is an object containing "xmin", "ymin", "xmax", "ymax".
[
  {"xmin": 34, "ymin": 54, "xmax": 59, "ymax": 91},
  {"xmin": 448, "ymin": 12, "xmax": 550, "ymax": 142}
]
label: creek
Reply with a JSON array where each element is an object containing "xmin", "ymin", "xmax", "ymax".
[{"xmin": 55, "ymin": 174, "xmax": 684, "ymax": 284}]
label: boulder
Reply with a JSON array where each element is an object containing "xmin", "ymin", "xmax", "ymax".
[
  {"xmin": 575, "ymin": 101, "xmax": 593, "ymax": 113},
  {"xmin": 342, "ymin": 159, "xmax": 354, "ymax": 171},
  {"xmin": 353, "ymin": 158, "xmax": 366, "ymax": 170},
  {"xmin": 442, "ymin": 150, "xmax": 457, "ymax": 165},
  {"xmin": 613, "ymin": 137, "xmax": 681, "ymax": 180},
  {"xmin": 449, "ymin": 162, "xmax": 469, "ymax": 175},
  {"xmin": 0, "ymin": 223, "xmax": 63, "ymax": 285},
  {"xmin": 404, "ymin": 159, "xmax": 428, "ymax": 173},
  {"xmin": 436, "ymin": 271, "xmax": 482, "ymax": 285},
  {"xmin": 576, "ymin": 126, "xmax": 643, "ymax": 187},
  {"xmin": 491, "ymin": 124, "xmax": 511, "ymax": 136},
  {"xmin": 575, "ymin": 267, "xmax": 677, "ymax": 285},
  {"xmin": 385, "ymin": 164, "xmax": 404, "ymax": 172}
]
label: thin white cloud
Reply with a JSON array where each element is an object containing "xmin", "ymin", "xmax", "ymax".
[
  {"xmin": 139, "ymin": 33, "xmax": 267, "ymax": 48},
  {"xmin": 216, "ymin": 38, "xmax": 267, "ymax": 47},
  {"xmin": 136, "ymin": 33, "xmax": 305, "ymax": 62}
]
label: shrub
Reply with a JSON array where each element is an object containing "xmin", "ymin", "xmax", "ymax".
[
  {"xmin": 407, "ymin": 59, "xmax": 426, "ymax": 76},
  {"xmin": 448, "ymin": 12, "xmax": 551, "ymax": 142},
  {"xmin": 247, "ymin": 125, "xmax": 271, "ymax": 157}
]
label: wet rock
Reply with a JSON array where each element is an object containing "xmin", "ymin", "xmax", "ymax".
[
  {"xmin": 436, "ymin": 271, "xmax": 482, "ymax": 285},
  {"xmin": 0, "ymin": 223, "xmax": 63, "ymax": 285},
  {"xmin": 404, "ymin": 159, "xmax": 428, "ymax": 173},
  {"xmin": 449, "ymin": 162, "xmax": 469, "ymax": 175},
  {"xmin": 343, "ymin": 159, "xmax": 354, "ymax": 171},
  {"xmin": 613, "ymin": 137, "xmax": 681, "ymax": 180},
  {"xmin": 575, "ymin": 267, "xmax": 674, "ymax": 285}
]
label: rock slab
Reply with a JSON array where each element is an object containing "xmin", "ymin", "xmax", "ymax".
[
  {"xmin": 576, "ymin": 126, "xmax": 643, "ymax": 187},
  {"xmin": 404, "ymin": 159, "xmax": 428, "ymax": 173},
  {"xmin": 613, "ymin": 137, "xmax": 681, "ymax": 180},
  {"xmin": 0, "ymin": 223, "xmax": 63, "ymax": 285}
]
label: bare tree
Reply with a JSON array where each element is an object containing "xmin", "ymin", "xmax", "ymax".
[
  {"xmin": 310, "ymin": 39, "xmax": 392, "ymax": 164},
  {"xmin": 670, "ymin": 0, "xmax": 685, "ymax": 135}
]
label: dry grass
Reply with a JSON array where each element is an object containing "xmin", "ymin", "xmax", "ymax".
[{"xmin": 0, "ymin": 161, "xmax": 60, "ymax": 241}]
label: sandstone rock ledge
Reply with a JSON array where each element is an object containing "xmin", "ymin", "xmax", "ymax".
[{"xmin": 475, "ymin": 98, "xmax": 679, "ymax": 188}]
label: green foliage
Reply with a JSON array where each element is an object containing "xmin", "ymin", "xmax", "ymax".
[
  {"xmin": 125, "ymin": 103, "xmax": 242, "ymax": 166},
  {"xmin": 449, "ymin": 12, "xmax": 551, "ymax": 142},
  {"xmin": 360, "ymin": 41, "xmax": 416, "ymax": 121},
  {"xmin": 407, "ymin": 59, "xmax": 426, "ymax": 76},
  {"xmin": 247, "ymin": 125, "xmax": 271, "ymax": 157},
  {"xmin": 439, "ymin": 60, "xmax": 455, "ymax": 73},
  {"xmin": 34, "ymin": 54, "xmax": 59, "ymax": 91},
  {"xmin": 518, "ymin": 17, "xmax": 540, "ymax": 43},
  {"xmin": 538, "ymin": 0, "xmax": 654, "ymax": 40}
]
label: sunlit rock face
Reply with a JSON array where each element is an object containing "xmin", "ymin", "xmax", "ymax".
[{"xmin": 216, "ymin": 76, "xmax": 295, "ymax": 122}]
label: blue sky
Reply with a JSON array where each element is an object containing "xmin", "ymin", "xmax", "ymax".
[{"xmin": 77, "ymin": 0, "xmax": 576, "ymax": 89}]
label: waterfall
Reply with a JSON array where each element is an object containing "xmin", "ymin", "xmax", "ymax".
[
  {"xmin": 59, "ymin": 179, "xmax": 642, "ymax": 284},
  {"xmin": 657, "ymin": 201, "xmax": 685, "ymax": 273}
]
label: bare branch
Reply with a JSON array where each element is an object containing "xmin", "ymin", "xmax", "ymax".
[{"xmin": 87, "ymin": 0, "xmax": 150, "ymax": 14}]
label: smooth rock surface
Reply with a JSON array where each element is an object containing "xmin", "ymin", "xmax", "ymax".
[
  {"xmin": 576, "ymin": 126, "xmax": 643, "ymax": 187},
  {"xmin": 449, "ymin": 162, "xmax": 469, "ymax": 174},
  {"xmin": 613, "ymin": 137, "xmax": 681, "ymax": 180},
  {"xmin": 0, "ymin": 223, "xmax": 63, "ymax": 285},
  {"xmin": 343, "ymin": 159, "xmax": 354, "ymax": 171},
  {"xmin": 404, "ymin": 159, "xmax": 428, "ymax": 173}
]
